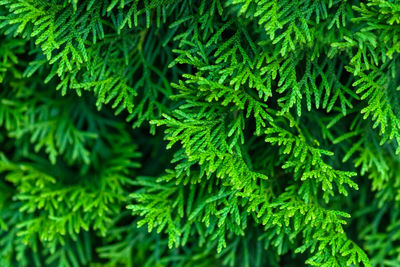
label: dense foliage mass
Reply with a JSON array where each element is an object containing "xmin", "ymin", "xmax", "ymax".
[{"xmin": 1, "ymin": 0, "xmax": 400, "ymax": 266}]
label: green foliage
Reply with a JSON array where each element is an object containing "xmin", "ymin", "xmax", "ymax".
[{"xmin": 1, "ymin": 0, "xmax": 400, "ymax": 266}]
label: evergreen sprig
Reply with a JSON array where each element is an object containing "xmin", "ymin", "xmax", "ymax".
[{"xmin": 2, "ymin": 0, "xmax": 400, "ymax": 266}]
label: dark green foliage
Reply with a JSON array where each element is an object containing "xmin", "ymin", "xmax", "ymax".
[{"xmin": 1, "ymin": 0, "xmax": 400, "ymax": 266}]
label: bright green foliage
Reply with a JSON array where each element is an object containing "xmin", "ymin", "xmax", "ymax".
[{"xmin": 1, "ymin": 0, "xmax": 400, "ymax": 266}]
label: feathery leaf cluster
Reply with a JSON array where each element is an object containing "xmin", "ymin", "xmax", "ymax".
[{"xmin": 1, "ymin": 0, "xmax": 400, "ymax": 266}]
